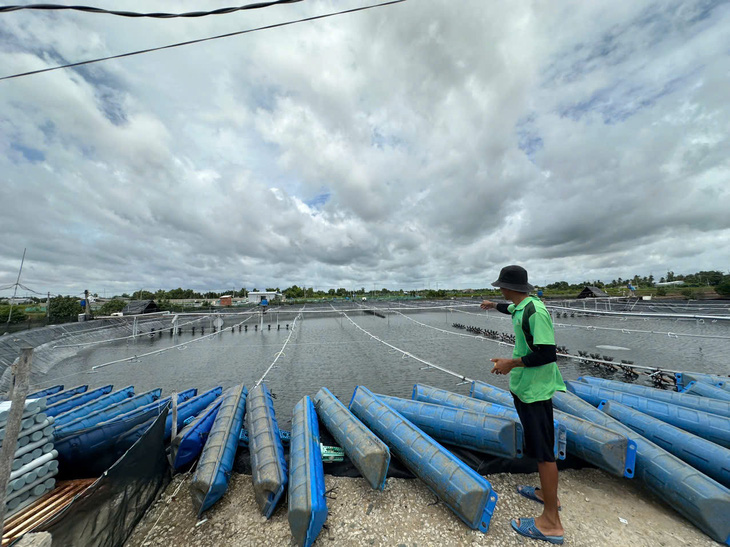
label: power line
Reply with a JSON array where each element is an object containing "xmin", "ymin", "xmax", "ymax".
[
  {"xmin": 0, "ymin": 0, "xmax": 302, "ymax": 18},
  {"xmin": 0, "ymin": 0, "xmax": 407, "ymax": 82}
]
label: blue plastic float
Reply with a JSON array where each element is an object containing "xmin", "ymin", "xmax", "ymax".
[
  {"xmin": 98, "ymin": 388, "xmax": 197, "ymax": 427},
  {"xmin": 599, "ymin": 399, "xmax": 730, "ymax": 488},
  {"xmin": 553, "ymin": 390, "xmax": 730, "ymax": 546},
  {"xmin": 190, "ymin": 384, "xmax": 247, "ymax": 515},
  {"xmin": 576, "ymin": 376, "xmax": 730, "ymax": 418},
  {"xmin": 681, "ymin": 381, "xmax": 730, "ymax": 402},
  {"xmin": 424, "ymin": 382, "xmax": 632, "ymax": 477},
  {"xmin": 45, "ymin": 385, "xmax": 113, "ymax": 417},
  {"xmin": 45, "ymin": 385, "xmax": 88, "ymax": 406},
  {"xmin": 54, "ymin": 388, "xmax": 162, "ymax": 440},
  {"xmin": 374, "ymin": 393, "xmax": 523, "ymax": 459},
  {"xmin": 27, "ymin": 385, "xmax": 63, "ymax": 399},
  {"xmin": 349, "ymin": 386, "xmax": 498, "ymax": 533},
  {"xmin": 566, "ymin": 380, "xmax": 730, "ymax": 449},
  {"xmin": 247, "ymin": 383, "xmax": 288, "ymax": 518},
  {"xmin": 468, "ymin": 381, "xmax": 567, "ymax": 461},
  {"xmin": 53, "ymin": 386, "xmax": 136, "ymax": 427},
  {"xmin": 288, "ymin": 396, "xmax": 327, "ymax": 547},
  {"xmin": 314, "ymin": 387, "xmax": 390, "ymax": 490},
  {"xmin": 171, "ymin": 398, "xmax": 223, "ymax": 470},
  {"xmin": 676, "ymin": 372, "xmax": 729, "ymax": 392}
]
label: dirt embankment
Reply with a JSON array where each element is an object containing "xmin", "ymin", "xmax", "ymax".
[{"xmin": 126, "ymin": 468, "xmax": 717, "ymax": 546}]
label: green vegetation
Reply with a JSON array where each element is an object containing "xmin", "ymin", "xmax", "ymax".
[
  {"xmin": 99, "ymin": 299, "xmax": 126, "ymax": 315},
  {"xmin": 48, "ymin": 296, "xmax": 83, "ymax": 324},
  {"xmin": 0, "ymin": 305, "xmax": 28, "ymax": 324}
]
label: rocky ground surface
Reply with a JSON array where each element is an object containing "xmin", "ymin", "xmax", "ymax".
[{"xmin": 126, "ymin": 468, "xmax": 718, "ymax": 546}]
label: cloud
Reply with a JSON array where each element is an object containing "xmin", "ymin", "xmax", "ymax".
[{"xmin": 0, "ymin": 0, "xmax": 728, "ymax": 296}]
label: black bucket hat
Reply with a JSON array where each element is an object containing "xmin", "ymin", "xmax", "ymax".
[{"xmin": 491, "ymin": 265, "xmax": 534, "ymax": 293}]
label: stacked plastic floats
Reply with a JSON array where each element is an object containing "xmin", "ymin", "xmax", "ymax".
[
  {"xmin": 559, "ymin": 373, "xmax": 730, "ymax": 545},
  {"xmin": 1, "ymin": 385, "xmax": 62, "ymax": 517},
  {"xmin": 2, "ymin": 382, "xmax": 226, "ymax": 523}
]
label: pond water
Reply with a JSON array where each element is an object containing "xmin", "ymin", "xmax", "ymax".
[{"xmin": 41, "ymin": 302, "xmax": 730, "ymax": 428}]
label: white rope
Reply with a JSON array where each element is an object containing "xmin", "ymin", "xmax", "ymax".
[
  {"xmin": 342, "ymin": 312, "xmax": 473, "ymax": 383},
  {"xmin": 254, "ymin": 306, "xmax": 305, "ymax": 388},
  {"xmin": 53, "ymin": 315, "xmax": 214, "ymax": 348},
  {"xmin": 546, "ymin": 304, "xmax": 730, "ymax": 322},
  {"xmin": 449, "ymin": 306, "xmax": 730, "ymax": 341},
  {"xmin": 91, "ymin": 315, "xmax": 256, "ymax": 371},
  {"xmin": 395, "ymin": 309, "xmax": 683, "ymax": 374}
]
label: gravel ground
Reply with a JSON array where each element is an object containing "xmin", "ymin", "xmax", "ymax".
[{"xmin": 126, "ymin": 469, "xmax": 718, "ymax": 546}]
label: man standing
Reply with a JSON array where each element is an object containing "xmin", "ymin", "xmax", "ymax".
[{"xmin": 481, "ymin": 265, "xmax": 565, "ymax": 545}]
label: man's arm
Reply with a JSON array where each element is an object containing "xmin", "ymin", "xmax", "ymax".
[
  {"xmin": 480, "ymin": 300, "xmax": 511, "ymax": 314},
  {"xmin": 490, "ymin": 345, "xmax": 556, "ymax": 374}
]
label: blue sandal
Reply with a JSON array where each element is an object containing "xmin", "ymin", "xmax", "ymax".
[
  {"xmin": 517, "ymin": 485, "xmax": 562, "ymax": 511},
  {"xmin": 511, "ymin": 517, "xmax": 564, "ymax": 545}
]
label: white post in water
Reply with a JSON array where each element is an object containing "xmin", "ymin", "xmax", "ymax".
[
  {"xmin": 0, "ymin": 347, "xmax": 32, "ymax": 530},
  {"xmin": 170, "ymin": 392, "xmax": 178, "ymax": 441}
]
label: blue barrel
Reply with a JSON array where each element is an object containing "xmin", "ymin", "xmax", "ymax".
[
  {"xmin": 314, "ymin": 387, "xmax": 390, "ymax": 490},
  {"xmin": 247, "ymin": 383, "xmax": 288, "ymax": 518},
  {"xmin": 27, "ymin": 385, "xmax": 63, "ymax": 399},
  {"xmin": 46, "ymin": 385, "xmax": 88, "ymax": 406},
  {"xmin": 172, "ymin": 398, "xmax": 223, "ymax": 470},
  {"xmin": 566, "ymin": 380, "xmax": 730, "ymax": 448},
  {"xmin": 288, "ymin": 396, "xmax": 327, "ymax": 547},
  {"xmin": 676, "ymin": 372, "xmax": 729, "ymax": 392},
  {"xmin": 45, "ymin": 385, "xmax": 113, "ymax": 417},
  {"xmin": 468, "ymin": 381, "xmax": 567, "ymax": 460},
  {"xmin": 349, "ymin": 386, "xmax": 498, "ymax": 532},
  {"xmin": 682, "ymin": 381, "xmax": 730, "ymax": 402},
  {"xmin": 374, "ymin": 393, "xmax": 523, "ymax": 459},
  {"xmin": 190, "ymin": 385, "xmax": 247, "ymax": 516},
  {"xmin": 54, "ymin": 389, "xmax": 162, "ymax": 439},
  {"xmin": 577, "ymin": 376, "xmax": 730, "ymax": 418},
  {"xmin": 553, "ymin": 390, "xmax": 730, "ymax": 545},
  {"xmin": 600, "ymin": 400, "xmax": 730, "ymax": 488}
]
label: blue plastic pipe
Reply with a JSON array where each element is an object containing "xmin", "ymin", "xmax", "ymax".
[
  {"xmin": 53, "ymin": 386, "xmax": 136, "ymax": 426},
  {"xmin": 46, "ymin": 385, "xmax": 88, "ymax": 406},
  {"xmin": 45, "ymin": 385, "xmax": 113, "ymax": 417}
]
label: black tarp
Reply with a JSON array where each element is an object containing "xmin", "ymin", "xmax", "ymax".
[{"xmin": 31, "ymin": 408, "xmax": 171, "ymax": 547}]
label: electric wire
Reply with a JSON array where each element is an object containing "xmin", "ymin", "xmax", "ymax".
[
  {"xmin": 0, "ymin": 0, "xmax": 302, "ymax": 18},
  {"xmin": 0, "ymin": 0, "xmax": 407, "ymax": 81}
]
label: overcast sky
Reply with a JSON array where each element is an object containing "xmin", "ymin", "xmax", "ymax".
[{"xmin": 1, "ymin": 0, "xmax": 728, "ymax": 296}]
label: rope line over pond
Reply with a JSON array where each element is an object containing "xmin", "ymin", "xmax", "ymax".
[
  {"xmin": 342, "ymin": 313, "xmax": 473, "ymax": 384},
  {"xmin": 91, "ymin": 314, "xmax": 257, "ymax": 371},
  {"xmin": 254, "ymin": 307, "xmax": 304, "ymax": 388}
]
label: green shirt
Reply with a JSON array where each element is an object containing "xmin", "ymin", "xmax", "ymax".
[{"xmin": 507, "ymin": 296, "xmax": 566, "ymax": 403}]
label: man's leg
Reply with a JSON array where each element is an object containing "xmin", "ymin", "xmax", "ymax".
[{"xmin": 533, "ymin": 461, "xmax": 563, "ymax": 536}]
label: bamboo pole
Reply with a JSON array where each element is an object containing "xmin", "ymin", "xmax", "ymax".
[{"xmin": 0, "ymin": 348, "xmax": 32, "ymax": 530}]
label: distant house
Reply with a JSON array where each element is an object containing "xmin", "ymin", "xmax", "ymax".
[
  {"xmin": 121, "ymin": 300, "xmax": 159, "ymax": 315},
  {"xmin": 247, "ymin": 291, "xmax": 283, "ymax": 304},
  {"xmin": 219, "ymin": 295, "xmax": 233, "ymax": 306},
  {"xmin": 577, "ymin": 286, "xmax": 609, "ymax": 299}
]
